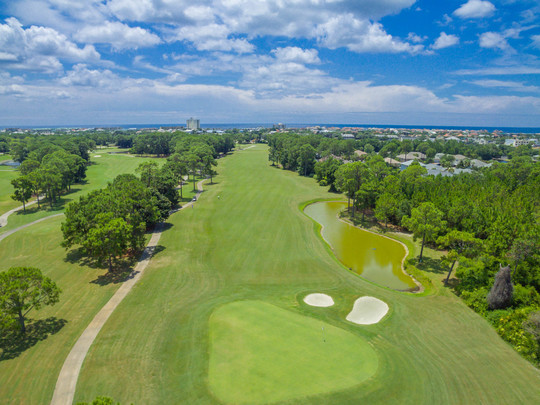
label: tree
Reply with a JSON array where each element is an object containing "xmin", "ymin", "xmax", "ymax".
[
  {"xmin": 185, "ymin": 153, "xmax": 200, "ymax": 191},
  {"xmin": 76, "ymin": 396, "xmax": 120, "ymax": 405},
  {"xmin": 375, "ymin": 192, "xmax": 397, "ymax": 229},
  {"xmin": 11, "ymin": 175, "xmax": 33, "ymax": 212},
  {"xmin": 437, "ymin": 230, "xmax": 483, "ymax": 285},
  {"xmin": 297, "ymin": 144, "xmax": 316, "ymax": 176},
  {"xmin": 164, "ymin": 154, "xmax": 189, "ymax": 198},
  {"xmin": 507, "ymin": 235, "xmax": 538, "ymax": 277},
  {"xmin": 136, "ymin": 161, "xmax": 159, "ymax": 188},
  {"xmin": 400, "ymin": 140, "xmax": 413, "ymax": 160},
  {"xmin": 440, "ymin": 154, "xmax": 455, "ymax": 169},
  {"xmin": 83, "ymin": 214, "xmax": 135, "ymax": 272},
  {"xmin": 335, "ymin": 162, "xmax": 367, "ymax": 217},
  {"xmin": 0, "ymin": 267, "xmax": 61, "ymax": 334},
  {"xmin": 402, "ymin": 202, "xmax": 446, "ymax": 262}
]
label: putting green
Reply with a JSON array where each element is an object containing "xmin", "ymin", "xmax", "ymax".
[{"xmin": 208, "ymin": 300, "xmax": 378, "ymax": 404}]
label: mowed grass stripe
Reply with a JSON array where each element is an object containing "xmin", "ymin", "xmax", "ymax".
[{"xmin": 74, "ymin": 144, "xmax": 540, "ymax": 404}]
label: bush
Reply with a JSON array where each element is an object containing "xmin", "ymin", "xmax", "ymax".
[
  {"xmin": 512, "ymin": 284, "xmax": 540, "ymax": 308},
  {"xmin": 460, "ymin": 287, "xmax": 489, "ymax": 315},
  {"xmin": 489, "ymin": 307, "xmax": 539, "ymax": 365}
]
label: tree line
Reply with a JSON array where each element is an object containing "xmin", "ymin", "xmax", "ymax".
[{"xmin": 11, "ymin": 144, "xmax": 89, "ymax": 210}]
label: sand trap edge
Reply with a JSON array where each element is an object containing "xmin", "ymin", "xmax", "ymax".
[
  {"xmin": 346, "ymin": 296, "xmax": 389, "ymax": 325},
  {"xmin": 303, "ymin": 293, "xmax": 335, "ymax": 307}
]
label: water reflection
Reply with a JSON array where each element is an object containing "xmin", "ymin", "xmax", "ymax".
[{"xmin": 305, "ymin": 201, "xmax": 417, "ymax": 291}]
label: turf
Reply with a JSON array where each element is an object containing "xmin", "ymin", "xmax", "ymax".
[
  {"xmin": 208, "ymin": 300, "xmax": 378, "ymax": 404},
  {"xmin": 0, "ymin": 150, "xmax": 163, "ymax": 236},
  {"xmin": 73, "ymin": 145, "xmax": 540, "ymax": 404},
  {"xmin": 0, "ymin": 215, "xmax": 119, "ymax": 404},
  {"xmin": 0, "ymin": 150, "xmax": 180, "ymax": 403},
  {"xmin": 0, "ymin": 167, "xmax": 18, "ymax": 216}
]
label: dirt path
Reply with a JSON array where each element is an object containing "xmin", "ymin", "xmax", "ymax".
[{"xmin": 50, "ymin": 179, "xmax": 206, "ymax": 405}]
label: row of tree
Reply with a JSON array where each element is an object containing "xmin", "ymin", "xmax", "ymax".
[
  {"xmin": 61, "ymin": 172, "xmax": 171, "ymax": 273},
  {"xmin": 12, "ymin": 149, "xmax": 88, "ymax": 210},
  {"xmin": 267, "ymin": 132, "xmax": 537, "ymax": 177}
]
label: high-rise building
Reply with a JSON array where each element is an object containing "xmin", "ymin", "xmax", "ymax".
[{"xmin": 187, "ymin": 117, "xmax": 200, "ymax": 130}]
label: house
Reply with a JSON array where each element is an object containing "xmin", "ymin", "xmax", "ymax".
[
  {"xmin": 384, "ymin": 157, "xmax": 400, "ymax": 167},
  {"xmin": 396, "ymin": 151, "xmax": 426, "ymax": 162},
  {"xmin": 400, "ymin": 160, "xmax": 472, "ymax": 177},
  {"xmin": 354, "ymin": 150, "xmax": 367, "ymax": 158},
  {"xmin": 469, "ymin": 159, "xmax": 492, "ymax": 168}
]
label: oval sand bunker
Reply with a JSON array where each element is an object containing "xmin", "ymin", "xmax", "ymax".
[
  {"xmin": 346, "ymin": 296, "xmax": 389, "ymax": 325},
  {"xmin": 303, "ymin": 293, "xmax": 334, "ymax": 307}
]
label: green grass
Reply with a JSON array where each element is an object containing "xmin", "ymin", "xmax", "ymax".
[
  {"xmin": 0, "ymin": 150, "xmax": 162, "ymax": 236},
  {"xmin": 0, "ymin": 168, "xmax": 18, "ymax": 216},
  {"xmin": 0, "ymin": 150, "xmax": 171, "ymax": 403},
  {"xmin": 73, "ymin": 145, "xmax": 540, "ymax": 404},
  {"xmin": 0, "ymin": 215, "xmax": 119, "ymax": 404},
  {"xmin": 208, "ymin": 300, "xmax": 378, "ymax": 404}
]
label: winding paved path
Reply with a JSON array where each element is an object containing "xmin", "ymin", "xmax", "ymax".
[
  {"xmin": 0, "ymin": 213, "xmax": 64, "ymax": 243},
  {"xmin": 50, "ymin": 180, "xmax": 206, "ymax": 405},
  {"xmin": 0, "ymin": 199, "xmax": 41, "ymax": 228}
]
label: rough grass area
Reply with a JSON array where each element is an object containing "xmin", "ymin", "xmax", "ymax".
[
  {"xmin": 0, "ymin": 216, "xmax": 119, "ymax": 403},
  {"xmin": 0, "ymin": 150, "xmax": 175, "ymax": 403},
  {"xmin": 74, "ymin": 145, "xmax": 540, "ymax": 404},
  {"xmin": 208, "ymin": 300, "xmax": 378, "ymax": 404}
]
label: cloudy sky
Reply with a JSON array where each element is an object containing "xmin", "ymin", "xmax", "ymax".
[{"xmin": 1, "ymin": 0, "xmax": 540, "ymax": 127}]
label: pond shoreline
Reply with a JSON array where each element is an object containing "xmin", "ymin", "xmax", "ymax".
[{"xmin": 304, "ymin": 200, "xmax": 424, "ymax": 294}]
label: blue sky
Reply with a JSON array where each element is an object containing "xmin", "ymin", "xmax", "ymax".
[{"xmin": 1, "ymin": 0, "xmax": 540, "ymax": 127}]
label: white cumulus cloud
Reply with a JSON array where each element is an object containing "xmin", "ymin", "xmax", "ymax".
[
  {"xmin": 75, "ymin": 21, "xmax": 162, "ymax": 50},
  {"xmin": 272, "ymin": 47, "xmax": 320, "ymax": 64},
  {"xmin": 315, "ymin": 14, "xmax": 423, "ymax": 54},
  {"xmin": 453, "ymin": 0, "xmax": 495, "ymax": 19},
  {"xmin": 432, "ymin": 32, "xmax": 459, "ymax": 50},
  {"xmin": 479, "ymin": 32, "xmax": 510, "ymax": 50},
  {"xmin": 0, "ymin": 17, "xmax": 100, "ymax": 72}
]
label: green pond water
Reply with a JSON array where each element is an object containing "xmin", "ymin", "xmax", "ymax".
[{"xmin": 304, "ymin": 201, "xmax": 417, "ymax": 291}]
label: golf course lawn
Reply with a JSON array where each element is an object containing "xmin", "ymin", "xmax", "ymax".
[
  {"xmin": 0, "ymin": 167, "xmax": 18, "ymax": 216},
  {"xmin": 0, "ymin": 150, "xmax": 164, "ymax": 236},
  {"xmin": 208, "ymin": 300, "xmax": 378, "ymax": 404},
  {"xmin": 72, "ymin": 144, "xmax": 540, "ymax": 404},
  {"xmin": 0, "ymin": 150, "xmax": 191, "ymax": 403},
  {"xmin": 0, "ymin": 215, "xmax": 119, "ymax": 404}
]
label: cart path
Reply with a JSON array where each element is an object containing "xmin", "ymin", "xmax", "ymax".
[
  {"xmin": 50, "ymin": 180, "xmax": 205, "ymax": 405},
  {"xmin": 0, "ymin": 213, "xmax": 64, "ymax": 243},
  {"xmin": 0, "ymin": 198, "xmax": 41, "ymax": 228}
]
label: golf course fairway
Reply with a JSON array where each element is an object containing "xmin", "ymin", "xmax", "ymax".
[
  {"xmin": 22, "ymin": 144, "xmax": 536, "ymax": 404},
  {"xmin": 208, "ymin": 300, "xmax": 378, "ymax": 404}
]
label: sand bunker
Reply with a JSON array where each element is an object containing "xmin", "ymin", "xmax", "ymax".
[
  {"xmin": 346, "ymin": 297, "xmax": 389, "ymax": 325},
  {"xmin": 303, "ymin": 293, "xmax": 334, "ymax": 307},
  {"xmin": 93, "ymin": 155, "xmax": 101, "ymax": 158}
]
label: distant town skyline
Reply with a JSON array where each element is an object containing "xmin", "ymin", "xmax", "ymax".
[{"xmin": 1, "ymin": 1, "xmax": 540, "ymax": 127}]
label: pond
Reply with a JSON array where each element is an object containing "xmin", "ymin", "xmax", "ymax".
[
  {"xmin": 0, "ymin": 160, "xmax": 20, "ymax": 167},
  {"xmin": 304, "ymin": 201, "xmax": 417, "ymax": 291}
]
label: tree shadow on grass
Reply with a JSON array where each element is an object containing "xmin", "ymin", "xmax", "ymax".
[
  {"xmin": 0, "ymin": 317, "xmax": 67, "ymax": 361},
  {"xmin": 63, "ymin": 248, "xmax": 99, "ymax": 269},
  {"xmin": 90, "ymin": 245, "xmax": 166, "ymax": 286},
  {"xmin": 412, "ymin": 256, "xmax": 447, "ymax": 275}
]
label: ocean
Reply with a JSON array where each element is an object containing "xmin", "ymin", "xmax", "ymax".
[{"xmin": 4, "ymin": 123, "xmax": 540, "ymax": 134}]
